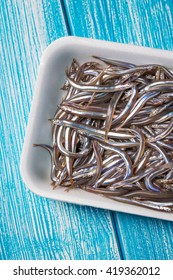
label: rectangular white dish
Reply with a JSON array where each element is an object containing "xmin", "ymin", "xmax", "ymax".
[{"xmin": 20, "ymin": 36, "xmax": 173, "ymax": 221}]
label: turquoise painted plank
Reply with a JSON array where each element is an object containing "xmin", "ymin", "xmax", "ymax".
[
  {"xmin": 64, "ymin": 0, "xmax": 173, "ymax": 49},
  {"xmin": 1, "ymin": 0, "xmax": 121, "ymax": 259},
  {"xmin": 64, "ymin": 0, "xmax": 173, "ymax": 259},
  {"xmin": 115, "ymin": 213, "xmax": 173, "ymax": 260}
]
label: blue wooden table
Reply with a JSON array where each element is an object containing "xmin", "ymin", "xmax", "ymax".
[{"xmin": 1, "ymin": 0, "xmax": 173, "ymax": 260}]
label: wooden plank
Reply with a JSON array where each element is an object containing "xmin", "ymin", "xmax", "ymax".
[
  {"xmin": 64, "ymin": 0, "xmax": 173, "ymax": 48},
  {"xmin": 115, "ymin": 213, "xmax": 173, "ymax": 260},
  {"xmin": 63, "ymin": 0, "xmax": 173, "ymax": 259},
  {"xmin": 1, "ymin": 0, "xmax": 121, "ymax": 259}
]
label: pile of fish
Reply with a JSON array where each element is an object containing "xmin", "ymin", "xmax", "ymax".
[{"xmin": 34, "ymin": 56, "xmax": 173, "ymax": 212}]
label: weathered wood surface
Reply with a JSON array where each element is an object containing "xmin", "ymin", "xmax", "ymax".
[
  {"xmin": 1, "ymin": 0, "xmax": 173, "ymax": 260},
  {"xmin": 64, "ymin": 0, "xmax": 173, "ymax": 260},
  {"xmin": 1, "ymin": 0, "xmax": 121, "ymax": 260}
]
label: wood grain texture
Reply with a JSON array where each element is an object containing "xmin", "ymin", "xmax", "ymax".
[
  {"xmin": 64, "ymin": 0, "xmax": 173, "ymax": 259},
  {"xmin": 64, "ymin": 0, "xmax": 173, "ymax": 49},
  {"xmin": 1, "ymin": 0, "xmax": 121, "ymax": 260},
  {"xmin": 115, "ymin": 213, "xmax": 173, "ymax": 260}
]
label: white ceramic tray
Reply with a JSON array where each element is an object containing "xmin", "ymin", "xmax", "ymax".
[{"xmin": 20, "ymin": 36, "xmax": 173, "ymax": 221}]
